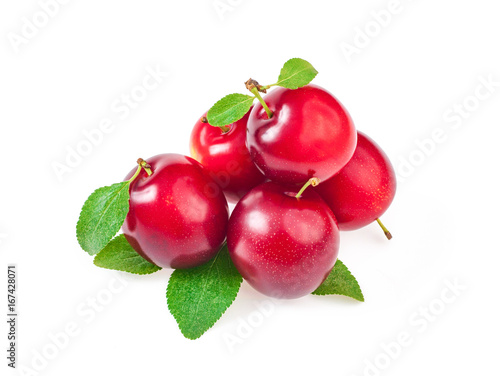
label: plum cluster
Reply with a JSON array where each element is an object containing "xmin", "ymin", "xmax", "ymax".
[{"xmin": 123, "ymin": 83, "xmax": 396, "ymax": 299}]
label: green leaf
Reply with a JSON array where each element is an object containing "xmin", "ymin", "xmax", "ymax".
[
  {"xmin": 93, "ymin": 234, "xmax": 161, "ymax": 275},
  {"xmin": 207, "ymin": 93, "xmax": 254, "ymax": 127},
  {"xmin": 312, "ymin": 259, "xmax": 364, "ymax": 301},
  {"xmin": 76, "ymin": 182, "xmax": 130, "ymax": 256},
  {"xmin": 276, "ymin": 58, "xmax": 318, "ymax": 89},
  {"xmin": 166, "ymin": 244, "xmax": 243, "ymax": 340}
]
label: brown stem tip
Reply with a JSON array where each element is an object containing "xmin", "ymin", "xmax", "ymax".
[
  {"xmin": 376, "ymin": 218, "xmax": 393, "ymax": 241},
  {"xmin": 245, "ymin": 78, "xmax": 267, "ymax": 93},
  {"xmin": 137, "ymin": 158, "xmax": 151, "ymax": 169},
  {"xmin": 310, "ymin": 178, "xmax": 321, "ymax": 187},
  {"xmin": 295, "ymin": 177, "xmax": 321, "ymax": 198}
]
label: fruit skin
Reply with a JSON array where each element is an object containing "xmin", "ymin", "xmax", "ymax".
[
  {"xmin": 189, "ymin": 110, "xmax": 266, "ymax": 203},
  {"xmin": 316, "ymin": 131, "xmax": 397, "ymax": 231},
  {"xmin": 227, "ymin": 181, "xmax": 339, "ymax": 299},
  {"xmin": 247, "ymin": 84, "xmax": 357, "ymax": 185},
  {"xmin": 122, "ymin": 154, "xmax": 229, "ymax": 269}
]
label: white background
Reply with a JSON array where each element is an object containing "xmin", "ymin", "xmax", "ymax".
[{"xmin": 1, "ymin": 1, "xmax": 500, "ymax": 375}]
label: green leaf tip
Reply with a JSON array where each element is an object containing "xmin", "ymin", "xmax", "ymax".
[
  {"xmin": 94, "ymin": 234, "xmax": 162, "ymax": 275},
  {"xmin": 276, "ymin": 58, "xmax": 318, "ymax": 90},
  {"xmin": 166, "ymin": 244, "xmax": 243, "ymax": 340},
  {"xmin": 312, "ymin": 259, "xmax": 364, "ymax": 302},
  {"xmin": 76, "ymin": 182, "xmax": 131, "ymax": 256},
  {"xmin": 207, "ymin": 93, "xmax": 254, "ymax": 127}
]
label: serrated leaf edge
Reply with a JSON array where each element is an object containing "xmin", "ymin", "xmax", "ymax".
[
  {"xmin": 312, "ymin": 259, "xmax": 365, "ymax": 302},
  {"xmin": 93, "ymin": 251, "xmax": 162, "ymax": 275},
  {"xmin": 277, "ymin": 57, "xmax": 319, "ymax": 89},
  {"xmin": 92, "ymin": 234, "xmax": 162, "ymax": 275},
  {"xmin": 76, "ymin": 182, "xmax": 130, "ymax": 256},
  {"xmin": 166, "ymin": 249, "xmax": 243, "ymax": 340},
  {"xmin": 207, "ymin": 93, "xmax": 254, "ymax": 127}
]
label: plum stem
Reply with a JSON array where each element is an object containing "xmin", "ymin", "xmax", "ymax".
[
  {"xmin": 245, "ymin": 78, "xmax": 273, "ymax": 118},
  {"xmin": 250, "ymin": 87, "xmax": 273, "ymax": 119},
  {"xmin": 376, "ymin": 218, "xmax": 392, "ymax": 240},
  {"xmin": 245, "ymin": 79, "xmax": 273, "ymax": 119},
  {"xmin": 128, "ymin": 158, "xmax": 153, "ymax": 183},
  {"xmin": 137, "ymin": 158, "xmax": 153, "ymax": 176},
  {"xmin": 201, "ymin": 116, "xmax": 230, "ymax": 133},
  {"xmin": 295, "ymin": 178, "xmax": 320, "ymax": 198}
]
